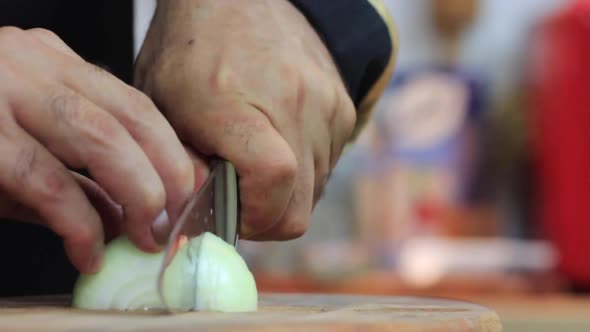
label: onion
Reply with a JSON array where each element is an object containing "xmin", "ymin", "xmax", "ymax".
[{"xmin": 72, "ymin": 232, "xmax": 258, "ymax": 312}]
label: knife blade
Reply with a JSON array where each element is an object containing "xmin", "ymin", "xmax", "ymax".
[{"xmin": 156, "ymin": 158, "xmax": 239, "ymax": 312}]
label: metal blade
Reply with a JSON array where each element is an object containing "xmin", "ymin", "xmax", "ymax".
[
  {"xmin": 155, "ymin": 159, "xmax": 239, "ymax": 312},
  {"xmin": 214, "ymin": 160, "xmax": 240, "ymax": 247}
]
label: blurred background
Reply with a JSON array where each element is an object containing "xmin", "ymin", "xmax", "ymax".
[{"xmin": 236, "ymin": 0, "xmax": 590, "ymax": 330}]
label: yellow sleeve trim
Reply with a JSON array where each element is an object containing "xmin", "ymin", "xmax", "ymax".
[{"xmin": 350, "ymin": 0, "xmax": 398, "ymax": 141}]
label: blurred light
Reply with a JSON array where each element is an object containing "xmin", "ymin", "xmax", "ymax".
[{"xmin": 398, "ymin": 237, "xmax": 558, "ymax": 288}]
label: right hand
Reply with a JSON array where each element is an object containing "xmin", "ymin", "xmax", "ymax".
[{"xmin": 0, "ymin": 27, "xmax": 197, "ymax": 274}]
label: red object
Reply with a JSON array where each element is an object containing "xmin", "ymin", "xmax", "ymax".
[
  {"xmin": 528, "ymin": 0, "xmax": 590, "ymax": 287},
  {"xmin": 415, "ymin": 199, "xmax": 443, "ymax": 226}
]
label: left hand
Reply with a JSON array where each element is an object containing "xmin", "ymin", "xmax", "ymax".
[{"xmin": 134, "ymin": 0, "xmax": 356, "ymax": 240}]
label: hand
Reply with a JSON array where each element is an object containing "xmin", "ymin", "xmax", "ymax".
[
  {"xmin": 0, "ymin": 27, "xmax": 195, "ymax": 273},
  {"xmin": 135, "ymin": 0, "xmax": 356, "ymax": 240}
]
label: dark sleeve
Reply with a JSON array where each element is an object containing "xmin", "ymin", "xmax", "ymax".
[
  {"xmin": 0, "ymin": 0, "xmax": 134, "ymax": 83},
  {"xmin": 287, "ymin": 0, "xmax": 397, "ymax": 118}
]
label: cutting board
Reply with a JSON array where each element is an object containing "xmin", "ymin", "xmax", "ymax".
[{"xmin": 0, "ymin": 293, "xmax": 501, "ymax": 331}]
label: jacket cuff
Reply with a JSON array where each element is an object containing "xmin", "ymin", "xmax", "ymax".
[{"xmin": 287, "ymin": 0, "xmax": 398, "ymax": 139}]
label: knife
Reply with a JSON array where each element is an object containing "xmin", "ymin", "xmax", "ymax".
[{"xmin": 156, "ymin": 158, "xmax": 240, "ymax": 311}]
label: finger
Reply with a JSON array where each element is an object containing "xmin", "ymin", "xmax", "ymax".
[
  {"xmin": 70, "ymin": 172, "xmax": 124, "ymax": 242},
  {"xmin": 44, "ymin": 27, "xmax": 194, "ymax": 222},
  {"xmin": 0, "ymin": 172, "xmax": 125, "ymax": 242},
  {"xmin": 1, "ymin": 29, "xmax": 191, "ymax": 245},
  {"xmin": 237, "ymin": 111, "xmax": 313, "ymax": 241},
  {"xmin": 147, "ymin": 146, "xmax": 210, "ymax": 243},
  {"xmin": 10, "ymin": 81, "xmax": 166, "ymax": 252},
  {"xmin": 171, "ymin": 98, "xmax": 297, "ymax": 239},
  {"xmin": 245, "ymin": 100, "xmax": 329, "ymax": 240},
  {"xmin": 58, "ymin": 59, "xmax": 194, "ymax": 221},
  {"xmin": 50, "ymin": 41, "xmax": 190, "ymax": 241},
  {"xmin": 240, "ymin": 73, "xmax": 333, "ymax": 240},
  {"xmin": 247, "ymin": 152, "xmax": 315, "ymax": 241},
  {"xmin": 252, "ymin": 127, "xmax": 330, "ymax": 241},
  {"xmin": 26, "ymin": 28, "xmax": 82, "ymax": 60},
  {"xmin": 184, "ymin": 145, "xmax": 211, "ymax": 191},
  {"xmin": 0, "ymin": 114, "xmax": 104, "ymax": 273}
]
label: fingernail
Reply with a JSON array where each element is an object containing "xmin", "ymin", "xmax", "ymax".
[
  {"xmin": 87, "ymin": 245, "xmax": 104, "ymax": 273},
  {"xmin": 151, "ymin": 210, "xmax": 171, "ymax": 245}
]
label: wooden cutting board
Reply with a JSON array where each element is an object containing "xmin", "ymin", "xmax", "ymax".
[{"xmin": 0, "ymin": 293, "xmax": 501, "ymax": 331}]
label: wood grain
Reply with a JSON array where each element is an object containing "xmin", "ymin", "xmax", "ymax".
[{"xmin": 0, "ymin": 293, "xmax": 501, "ymax": 332}]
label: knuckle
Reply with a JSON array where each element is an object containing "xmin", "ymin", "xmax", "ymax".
[
  {"xmin": 85, "ymin": 62, "xmax": 112, "ymax": 77},
  {"xmin": 0, "ymin": 26, "xmax": 25, "ymax": 45},
  {"xmin": 86, "ymin": 113, "xmax": 121, "ymax": 143},
  {"xmin": 317, "ymin": 77, "xmax": 340, "ymax": 121},
  {"xmin": 48, "ymin": 89, "xmax": 120, "ymax": 142},
  {"xmin": 129, "ymin": 88, "xmax": 158, "ymax": 113},
  {"xmin": 322, "ymin": 95, "xmax": 338, "ymax": 125},
  {"xmin": 127, "ymin": 87, "xmax": 159, "ymax": 119},
  {"xmin": 48, "ymin": 89, "xmax": 83, "ymax": 126},
  {"xmin": 300, "ymin": 70, "xmax": 343, "ymax": 125},
  {"xmin": 13, "ymin": 145, "xmax": 38, "ymax": 186},
  {"xmin": 70, "ymin": 222, "xmax": 98, "ymax": 245},
  {"xmin": 264, "ymin": 150, "xmax": 297, "ymax": 186},
  {"xmin": 290, "ymin": 72, "xmax": 307, "ymax": 116},
  {"xmin": 273, "ymin": 60, "xmax": 305, "ymax": 113},
  {"xmin": 121, "ymin": 89, "xmax": 160, "ymax": 134},
  {"xmin": 14, "ymin": 146, "xmax": 69, "ymax": 206},
  {"xmin": 27, "ymin": 28, "xmax": 60, "ymax": 41},
  {"xmin": 38, "ymin": 169, "xmax": 69, "ymax": 203}
]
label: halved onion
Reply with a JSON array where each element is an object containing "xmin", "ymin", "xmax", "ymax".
[{"xmin": 72, "ymin": 232, "xmax": 258, "ymax": 312}]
